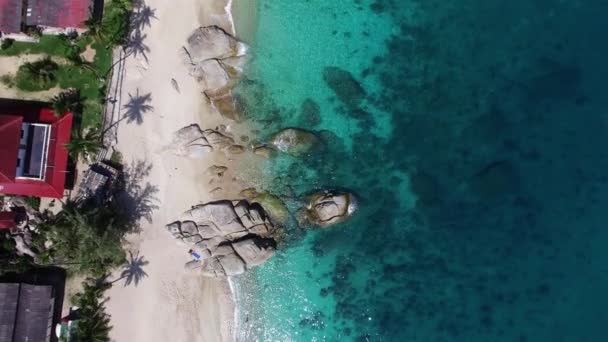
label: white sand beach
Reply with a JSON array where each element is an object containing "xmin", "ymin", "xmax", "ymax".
[{"xmin": 104, "ymin": 0, "xmax": 257, "ymax": 341}]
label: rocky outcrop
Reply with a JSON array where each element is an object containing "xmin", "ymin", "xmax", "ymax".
[
  {"xmin": 298, "ymin": 190, "xmax": 358, "ymax": 227},
  {"xmin": 270, "ymin": 128, "xmax": 320, "ymax": 156},
  {"xmin": 182, "ymin": 26, "xmax": 248, "ymax": 121},
  {"xmin": 166, "ymin": 124, "xmax": 246, "ymax": 157},
  {"xmin": 167, "ymin": 200, "xmax": 278, "ymax": 277}
]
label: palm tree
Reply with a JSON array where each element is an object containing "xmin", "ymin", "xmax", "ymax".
[
  {"xmin": 21, "ymin": 57, "xmax": 59, "ymax": 87},
  {"xmin": 83, "ymin": 17, "xmax": 104, "ymax": 43},
  {"xmin": 51, "ymin": 90, "xmax": 82, "ymax": 117},
  {"xmin": 66, "ymin": 128, "xmax": 104, "ymax": 162},
  {"xmin": 71, "ymin": 279, "xmax": 112, "ymax": 342}
]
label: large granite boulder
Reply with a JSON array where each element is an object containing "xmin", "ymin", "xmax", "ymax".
[
  {"xmin": 166, "ymin": 124, "xmax": 243, "ymax": 157},
  {"xmin": 184, "ymin": 26, "xmax": 246, "ymax": 63},
  {"xmin": 182, "ymin": 26, "xmax": 248, "ymax": 121},
  {"xmin": 166, "ymin": 199, "xmax": 277, "ymax": 277},
  {"xmin": 270, "ymin": 128, "xmax": 320, "ymax": 156},
  {"xmin": 298, "ymin": 190, "xmax": 358, "ymax": 227}
]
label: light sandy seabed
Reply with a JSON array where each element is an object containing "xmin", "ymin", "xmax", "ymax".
[{"xmin": 104, "ymin": 0, "xmax": 259, "ymax": 341}]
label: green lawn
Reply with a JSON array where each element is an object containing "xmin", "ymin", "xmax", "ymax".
[
  {"xmin": 0, "ymin": 35, "xmax": 77, "ymax": 57},
  {"xmin": 0, "ymin": 0, "xmax": 131, "ymax": 130}
]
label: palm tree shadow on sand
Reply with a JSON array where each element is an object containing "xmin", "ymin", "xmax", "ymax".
[
  {"xmin": 119, "ymin": 251, "xmax": 149, "ymax": 287},
  {"xmin": 123, "ymin": 89, "xmax": 153, "ymax": 125},
  {"xmin": 101, "ymin": 251, "xmax": 149, "ymax": 287}
]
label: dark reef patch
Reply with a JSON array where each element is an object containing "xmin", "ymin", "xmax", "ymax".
[{"xmin": 322, "ymin": 66, "xmax": 367, "ymax": 109}]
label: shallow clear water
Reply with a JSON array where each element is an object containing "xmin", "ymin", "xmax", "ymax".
[{"xmin": 235, "ymin": 0, "xmax": 608, "ymax": 341}]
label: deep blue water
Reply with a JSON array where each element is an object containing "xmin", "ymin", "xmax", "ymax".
[{"xmin": 234, "ymin": 0, "xmax": 608, "ymax": 341}]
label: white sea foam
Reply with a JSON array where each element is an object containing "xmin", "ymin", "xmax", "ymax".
[
  {"xmin": 226, "ymin": 0, "xmax": 237, "ymax": 35},
  {"xmin": 228, "ymin": 276, "xmax": 240, "ymax": 341}
]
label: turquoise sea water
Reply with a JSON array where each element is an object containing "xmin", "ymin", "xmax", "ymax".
[{"xmin": 234, "ymin": 0, "xmax": 608, "ymax": 341}]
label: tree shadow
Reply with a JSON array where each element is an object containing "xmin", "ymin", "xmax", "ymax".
[
  {"xmin": 131, "ymin": 3, "xmax": 158, "ymax": 31},
  {"xmin": 122, "ymin": 89, "xmax": 153, "ymax": 125},
  {"xmin": 116, "ymin": 160, "xmax": 159, "ymax": 225},
  {"xmin": 117, "ymin": 251, "xmax": 149, "ymax": 287},
  {"xmin": 126, "ymin": 30, "xmax": 151, "ymax": 62}
]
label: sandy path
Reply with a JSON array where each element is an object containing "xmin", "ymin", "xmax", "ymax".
[{"xmin": 104, "ymin": 1, "xmax": 252, "ymax": 341}]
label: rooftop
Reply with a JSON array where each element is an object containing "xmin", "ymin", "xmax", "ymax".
[
  {"xmin": 0, "ymin": 0, "xmax": 23, "ymax": 34},
  {"xmin": 25, "ymin": 0, "xmax": 95, "ymax": 29},
  {"xmin": 0, "ymin": 283, "xmax": 55, "ymax": 342},
  {"xmin": 0, "ymin": 105, "xmax": 73, "ymax": 199}
]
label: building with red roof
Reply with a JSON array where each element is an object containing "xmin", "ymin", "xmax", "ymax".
[
  {"xmin": 0, "ymin": 106, "xmax": 73, "ymax": 198},
  {"xmin": 0, "ymin": 0, "xmax": 96, "ymax": 35}
]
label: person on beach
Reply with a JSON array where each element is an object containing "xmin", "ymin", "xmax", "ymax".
[{"xmin": 188, "ymin": 249, "xmax": 202, "ymax": 260}]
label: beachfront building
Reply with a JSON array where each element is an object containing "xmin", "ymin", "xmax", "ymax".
[
  {"xmin": 0, "ymin": 0, "xmax": 97, "ymax": 38},
  {"xmin": 0, "ymin": 106, "xmax": 73, "ymax": 198},
  {"xmin": 0, "ymin": 282, "xmax": 56, "ymax": 342}
]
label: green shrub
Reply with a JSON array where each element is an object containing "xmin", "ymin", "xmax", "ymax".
[
  {"xmin": 24, "ymin": 196, "xmax": 41, "ymax": 210},
  {"xmin": 38, "ymin": 199, "xmax": 129, "ymax": 276},
  {"xmin": 110, "ymin": 150, "xmax": 123, "ymax": 165},
  {"xmin": 70, "ymin": 280, "xmax": 112, "ymax": 341},
  {"xmin": 1, "ymin": 38, "xmax": 14, "ymax": 50},
  {"xmin": 15, "ymin": 57, "xmax": 59, "ymax": 91},
  {"xmin": 0, "ymin": 74, "xmax": 14, "ymax": 87}
]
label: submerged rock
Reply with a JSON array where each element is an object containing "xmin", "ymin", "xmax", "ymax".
[
  {"xmin": 299, "ymin": 190, "xmax": 358, "ymax": 227},
  {"xmin": 270, "ymin": 128, "xmax": 320, "ymax": 156},
  {"xmin": 252, "ymin": 192, "xmax": 290, "ymax": 225},
  {"xmin": 470, "ymin": 160, "xmax": 519, "ymax": 199},
  {"xmin": 322, "ymin": 66, "xmax": 366, "ymax": 108},
  {"xmin": 300, "ymin": 98, "xmax": 321, "ymax": 126},
  {"xmin": 409, "ymin": 171, "xmax": 441, "ymax": 207},
  {"xmin": 167, "ymin": 200, "xmax": 277, "ymax": 277},
  {"xmin": 210, "ymin": 93, "xmax": 244, "ymax": 122},
  {"xmin": 253, "ymin": 145, "xmax": 275, "ymax": 158}
]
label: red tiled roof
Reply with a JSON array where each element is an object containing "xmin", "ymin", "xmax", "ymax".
[
  {"xmin": 0, "ymin": 0, "xmax": 23, "ymax": 33},
  {"xmin": 0, "ymin": 212, "xmax": 16, "ymax": 229},
  {"xmin": 0, "ymin": 115, "xmax": 22, "ymax": 183},
  {"xmin": 0, "ymin": 110, "xmax": 73, "ymax": 199},
  {"xmin": 25, "ymin": 0, "xmax": 94, "ymax": 29}
]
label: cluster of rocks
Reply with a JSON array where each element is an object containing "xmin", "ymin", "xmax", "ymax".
[
  {"xmin": 167, "ymin": 30, "xmax": 360, "ymax": 279},
  {"xmin": 166, "ymin": 200, "xmax": 277, "ymax": 277},
  {"xmin": 166, "ymin": 124, "xmax": 245, "ymax": 158},
  {"xmin": 182, "ymin": 26, "xmax": 248, "ymax": 121}
]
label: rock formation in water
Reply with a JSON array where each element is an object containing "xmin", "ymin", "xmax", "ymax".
[
  {"xmin": 298, "ymin": 190, "xmax": 358, "ymax": 227},
  {"xmin": 166, "ymin": 200, "xmax": 278, "ymax": 277},
  {"xmin": 270, "ymin": 128, "xmax": 320, "ymax": 156},
  {"xmin": 182, "ymin": 26, "xmax": 248, "ymax": 121},
  {"xmin": 165, "ymin": 124, "xmax": 246, "ymax": 158}
]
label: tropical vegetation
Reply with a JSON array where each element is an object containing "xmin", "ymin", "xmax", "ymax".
[
  {"xmin": 0, "ymin": 0, "xmax": 135, "ymax": 129},
  {"xmin": 65, "ymin": 128, "xmax": 104, "ymax": 162},
  {"xmin": 69, "ymin": 279, "xmax": 112, "ymax": 342}
]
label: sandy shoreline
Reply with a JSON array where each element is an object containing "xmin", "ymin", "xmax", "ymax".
[{"xmin": 103, "ymin": 0, "xmax": 259, "ymax": 341}]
